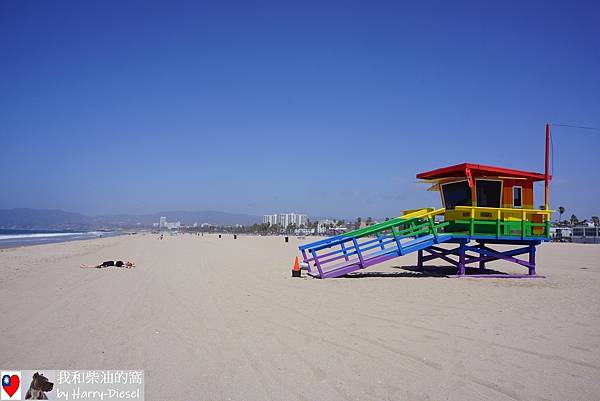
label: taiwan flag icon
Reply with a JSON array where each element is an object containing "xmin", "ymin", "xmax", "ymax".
[{"xmin": 1, "ymin": 371, "xmax": 21, "ymax": 400}]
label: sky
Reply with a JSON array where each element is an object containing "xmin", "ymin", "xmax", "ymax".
[{"xmin": 1, "ymin": 0, "xmax": 599, "ymax": 219}]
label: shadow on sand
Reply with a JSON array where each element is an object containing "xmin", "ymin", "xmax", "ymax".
[{"xmin": 342, "ymin": 265, "xmax": 510, "ymax": 278}]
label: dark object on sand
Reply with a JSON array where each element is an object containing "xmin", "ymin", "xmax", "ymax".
[{"xmin": 80, "ymin": 260, "xmax": 135, "ymax": 269}]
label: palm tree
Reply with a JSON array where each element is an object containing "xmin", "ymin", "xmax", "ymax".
[
  {"xmin": 558, "ymin": 206, "xmax": 565, "ymax": 223},
  {"xmin": 356, "ymin": 217, "xmax": 362, "ymax": 229},
  {"xmin": 570, "ymin": 214, "xmax": 579, "ymax": 227},
  {"xmin": 366, "ymin": 217, "xmax": 373, "ymax": 226}
]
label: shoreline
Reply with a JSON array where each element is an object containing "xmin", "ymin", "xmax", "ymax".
[{"xmin": 0, "ymin": 230, "xmax": 127, "ymax": 249}]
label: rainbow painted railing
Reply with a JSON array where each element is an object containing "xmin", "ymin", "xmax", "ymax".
[
  {"xmin": 448, "ymin": 206, "xmax": 552, "ymax": 239},
  {"xmin": 299, "ymin": 208, "xmax": 449, "ymax": 279}
]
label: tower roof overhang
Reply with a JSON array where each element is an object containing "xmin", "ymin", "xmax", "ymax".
[{"xmin": 416, "ymin": 163, "xmax": 548, "ymax": 183}]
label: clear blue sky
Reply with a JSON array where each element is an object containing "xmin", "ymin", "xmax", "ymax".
[{"xmin": 1, "ymin": 0, "xmax": 599, "ymax": 219}]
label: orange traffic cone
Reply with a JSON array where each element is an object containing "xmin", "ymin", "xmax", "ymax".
[{"xmin": 292, "ymin": 256, "xmax": 301, "ymax": 277}]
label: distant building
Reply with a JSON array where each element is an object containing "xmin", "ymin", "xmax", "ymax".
[
  {"xmin": 165, "ymin": 221, "xmax": 181, "ymax": 230},
  {"xmin": 263, "ymin": 214, "xmax": 278, "ymax": 226},
  {"xmin": 158, "ymin": 216, "xmax": 180, "ymax": 230},
  {"xmin": 264, "ymin": 213, "xmax": 307, "ymax": 228},
  {"xmin": 292, "ymin": 213, "xmax": 308, "ymax": 227},
  {"xmin": 317, "ymin": 219, "xmax": 336, "ymax": 235},
  {"xmin": 277, "ymin": 213, "xmax": 289, "ymax": 227}
]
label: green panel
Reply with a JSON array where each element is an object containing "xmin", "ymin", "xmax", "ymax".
[
  {"xmin": 445, "ymin": 221, "xmax": 471, "ymax": 234},
  {"xmin": 502, "ymin": 221, "xmax": 523, "ymax": 236},
  {"xmin": 446, "ymin": 218, "xmax": 549, "ymax": 238}
]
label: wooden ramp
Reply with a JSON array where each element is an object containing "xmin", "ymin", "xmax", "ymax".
[{"xmin": 299, "ymin": 208, "xmax": 450, "ymax": 279}]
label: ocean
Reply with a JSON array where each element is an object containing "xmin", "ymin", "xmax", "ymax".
[{"xmin": 0, "ymin": 229, "xmax": 119, "ymax": 249}]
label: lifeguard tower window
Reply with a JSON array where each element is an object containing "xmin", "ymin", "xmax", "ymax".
[
  {"xmin": 476, "ymin": 180, "xmax": 502, "ymax": 208},
  {"xmin": 441, "ymin": 180, "xmax": 472, "ymax": 210},
  {"xmin": 513, "ymin": 186, "xmax": 523, "ymax": 208}
]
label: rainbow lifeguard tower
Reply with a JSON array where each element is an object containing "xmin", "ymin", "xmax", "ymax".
[{"xmin": 299, "ymin": 126, "xmax": 553, "ymax": 278}]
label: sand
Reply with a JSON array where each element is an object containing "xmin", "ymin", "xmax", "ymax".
[{"xmin": 0, "ymin": 234, "xmax": 599, "ymax": 401}]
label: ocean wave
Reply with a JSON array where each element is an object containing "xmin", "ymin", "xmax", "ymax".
[{"xmin": 0, "ymin": 232, "xmax": 101, "ymax": 241}]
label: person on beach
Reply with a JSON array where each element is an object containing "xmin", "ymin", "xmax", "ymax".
[{"xmin": 80, "ymin": 260, "xmax": 135, "ymax": 269}]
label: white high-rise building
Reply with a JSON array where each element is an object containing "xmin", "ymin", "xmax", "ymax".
[
  {"xmin": 264, "ymin": 213, "xmax": 308, "ymax": 228},
  {"xmin": 317, "ymin": 219, "xmax": 335, "ymax": 234},
  {"xmin": 263, "ymin": 214, "xmax": 278, "ymax": 226},
  {"xmin": 277, "ymin": 213, "xmax": 289, "ymax": 227},
  {"xmin": 159, "ymin": 216, "xmax": 167, "ymax": 228},
  {"xmin": 293, "ymin": 213, "xmax": 308, "ymax": 227}
]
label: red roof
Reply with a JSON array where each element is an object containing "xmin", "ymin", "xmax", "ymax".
[{"xmin": 416, "ymin": 163, "xmax": 548, "ymax": 182}]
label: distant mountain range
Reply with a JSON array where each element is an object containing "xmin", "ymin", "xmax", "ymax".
[{"xmin": 0, "ymin": 208, "xmax": 262, "ymax": 230}]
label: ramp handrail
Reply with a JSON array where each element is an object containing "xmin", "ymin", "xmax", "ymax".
[
  {"xmin": 346, "ymin": 208, "xmax": 444, "ymax": 239},
  {"xmin": 299, "ymin": 208, "xmax": 445, "ymax": 253},
  {"xmin": 299, "ymin": 208, "xmax": 448, "ymax": 278}
]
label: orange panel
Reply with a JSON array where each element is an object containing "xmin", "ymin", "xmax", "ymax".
[
  {"xmin": 500, "ymin": 179, "xmax": 534, "ymax": 208},
  {"xmin": 523, "ymin": 184, "xmax": 534, "ymax": 208}
]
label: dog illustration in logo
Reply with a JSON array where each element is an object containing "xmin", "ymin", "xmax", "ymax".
[{"xmin": 25, "ymin": 372, "xmax": 53, "ymax": 400}]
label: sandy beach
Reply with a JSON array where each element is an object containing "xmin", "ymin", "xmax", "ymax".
[{"xmin": 0, "ymin": 234, "xmax": 599, "ymax": 401}]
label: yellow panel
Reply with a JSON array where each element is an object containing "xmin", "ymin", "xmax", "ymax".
[{"xmin": 450, "ymin": 206, "xmax": 552, "ymax": 223}]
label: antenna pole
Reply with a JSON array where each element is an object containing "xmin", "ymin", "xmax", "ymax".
[{"xmin": 544, "ymin": 123, "xmax": 550, "ymax": 210}]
